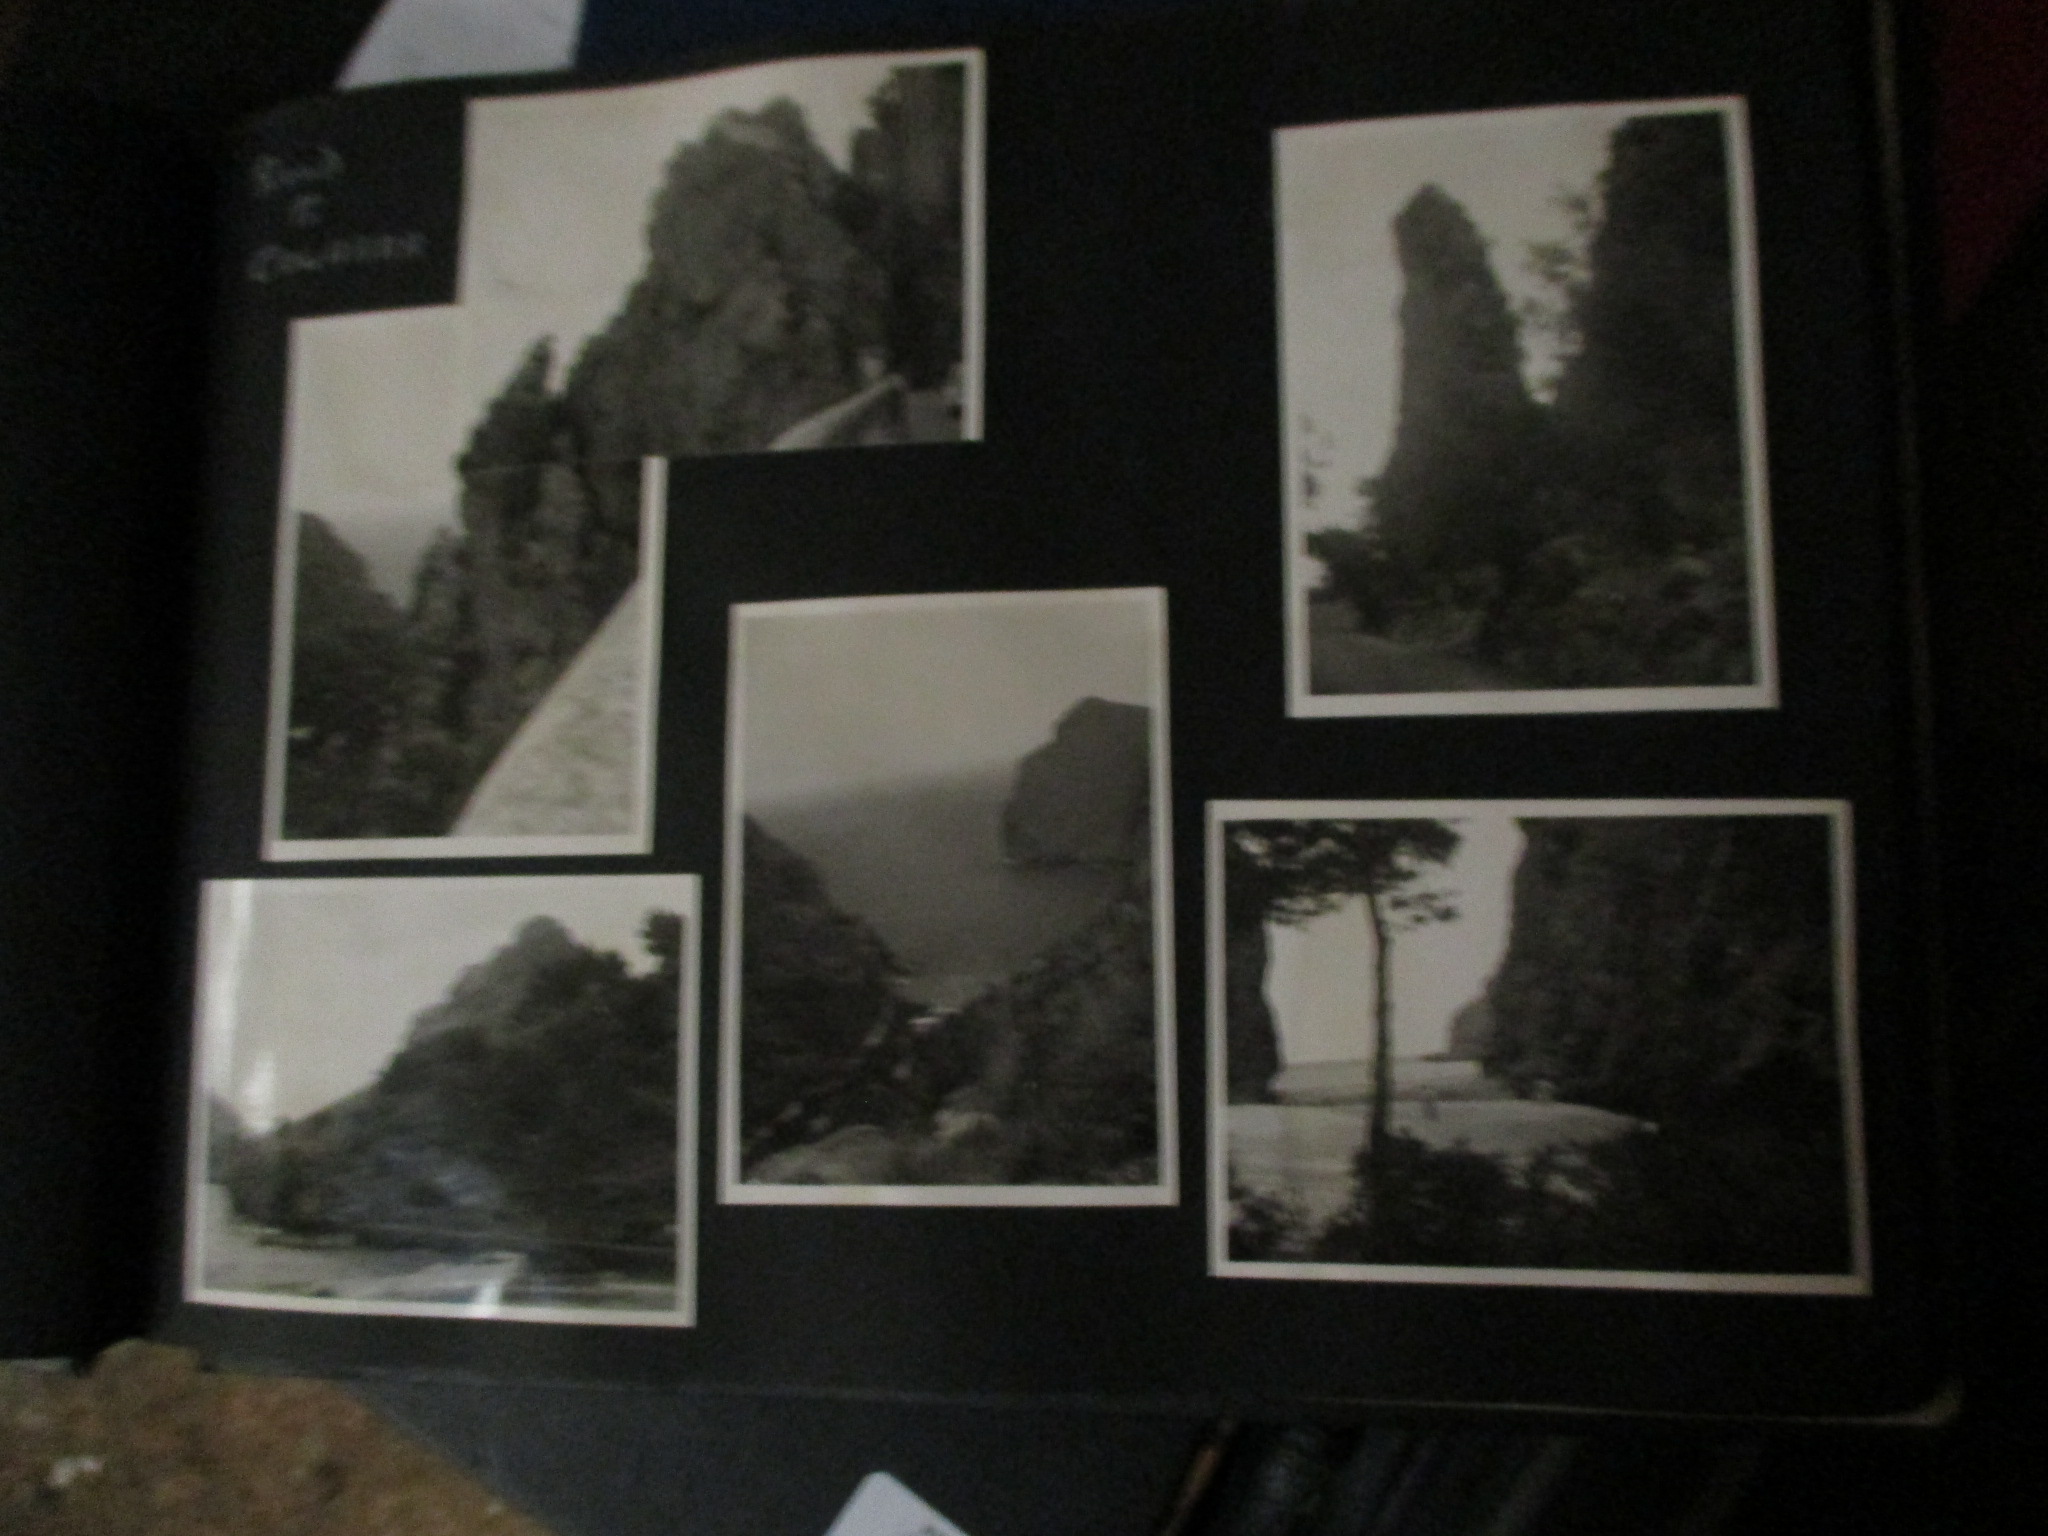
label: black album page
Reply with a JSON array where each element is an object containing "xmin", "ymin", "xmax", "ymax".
[{"xmin": 161, "ymin": 0, "xmax": 1948, "ymax": 1418}]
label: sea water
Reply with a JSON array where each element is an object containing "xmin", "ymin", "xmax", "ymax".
[{"xmin": 753, "ymin": 765, "xmax": 1124, "ymax": 1009}]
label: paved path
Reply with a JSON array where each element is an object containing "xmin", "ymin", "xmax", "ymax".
[
  {"xmin": 768, "ymin": 376, "xmax": 907, "ymax": 449},
  {"xmin": 454, "ymin": 581, "xmax": 647, "ymax": 836},
  {"xmin": 1309, "ymin": 628, "xmax": 1515, "ymax": 695},
  {"xmin": 341, "ymin": 1254, "xmax": 527, "ymax": 1308}
]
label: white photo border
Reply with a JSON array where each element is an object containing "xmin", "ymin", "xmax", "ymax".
[
  {"xmin": 1205, "ymin": 798, "xmax": 1868, "ymax": 1293},
  {"xmin": 720, "ymin": 587, "xmax": 1177, "ymax": 1207},
  {"xmin": 184, "ymin": 872, "xmax": 701, "ymax": 1326},
  {"xmin": 1276, "ymin": 96, "xmax": 1778, "ymax": 719}
]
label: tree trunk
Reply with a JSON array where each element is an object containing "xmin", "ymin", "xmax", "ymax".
[
  {"xmin": 1364, "ymin": 889, "xmax": 1394, "ymax": 1215},
  {"xmin": 1224, "ymin": 916, "xmax": 1281, "ymax": 1104}
]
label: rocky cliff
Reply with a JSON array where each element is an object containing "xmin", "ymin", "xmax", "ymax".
[
  {"xmin": 1443, "ymin": 996, "xmax": 1495, "ymax": 1060},
  {"xmin": 1551, "ymin": 111, "xmax": 1742, "ymax": 546},
  {"xmin": 1483, "ymin": 814, "xmax": 1840, "ymax": 1130},
  {"xmin": 1000, "ymin": 698, "xmax": 1151, "ymax": 867},
  {"xmin": 284, "ymin": 453, "xmax": 642, "ymax": 839},
  {"xmin": 285, "ymin": 65, "xmax": 966, "ymax": 840},
  {"xmin": 518, "ymin": 61, "xmax": 966, "ymax": 464},
  {"xmin": 1223, "ymin": 919, "xmax": 1281, "ymax": 1104},
  {"xmin": 1368, "ymin": 184, "xmax": 1551, "ymax": 586},
  {"xmin": 563, "ymin": 99, "xmax": 885, "ymax": 461},
  {"xmin": 736, "ymin": 816, "xmax": 935, "ymax": 1161}
]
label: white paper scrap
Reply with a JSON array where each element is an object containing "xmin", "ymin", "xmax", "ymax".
[
  {"xmin": 339, "ymin": 0, "xmax": 582, "ymax": 89},
  {"xmin": 823, "ymin": 1471, "xmax": 971, "ymax": 1536}
]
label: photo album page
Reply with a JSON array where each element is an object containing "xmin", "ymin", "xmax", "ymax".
[{"xmin": 164, "ymin": 0, "xmax": 1946, "ymax": 1418}]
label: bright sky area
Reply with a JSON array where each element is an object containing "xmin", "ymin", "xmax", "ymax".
[
  {"xmin": 737, "ymin": 590, "xmax": 1163, "ymax": 807},
  {"xmin": 1263, "ymin": 814, "xmax": 1524, "ymax": 1062}
]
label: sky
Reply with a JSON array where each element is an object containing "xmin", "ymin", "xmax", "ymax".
[
  {"xmin": 199, "ymin": 875, "xmax": 694, "ymax": 1133},
  {"xmin": 282, "ymin": 51, "xmax": 942, "ymax": 600},
  {"xmin": 1276, "ymin": 99, "xmax": 1733, "ymax": 560},
  {"xmin": 283, "ymin": 307, "xmax": 467, "ymax": 598},
  {"xmin": 736, "ymin": 589, "xmax": 1164, "ymax": 806},
  {"xmin": 1263, "ymin": 814, "xmax": 1523, "ymax": 1062}
]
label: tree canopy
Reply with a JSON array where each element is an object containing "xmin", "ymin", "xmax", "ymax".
[{"xmin": 1224, "ymin": 818, "xmax": 1460, "ymax": 929}]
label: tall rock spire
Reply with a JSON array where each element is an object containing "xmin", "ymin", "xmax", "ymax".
[{"xmin": 1368, "ymin": 185, "xmax": 1547, "ymax": 583}]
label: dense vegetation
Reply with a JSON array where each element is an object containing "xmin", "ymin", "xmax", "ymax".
[
  {"xmin": 940, "ymin": 871, "xmax": 1160, "ymax": 1184},
  {"xmin": 741, "ymin": 815, "xmax": 1161, "ymax": 1186},
  {"xmin": 215, "ymin": 913, "xmax": 684, "ymax": 1276},
  {"xmin": 285, "ymin": 65, "xmax": 967, "ymax": 837},
  {"xmin": 1239, "ymin": 1115, "xmax": 1847, "ymax": 1276},
  {"xmin": 1311, "ymin": 112, "xmax": 1755, "ymax": 689}
]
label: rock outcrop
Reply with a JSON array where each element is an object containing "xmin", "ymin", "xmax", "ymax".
[
  {"xmin": 1224, "ymin": 919, "xmax": 1280, "ymax": 1103},
  {"xmin": 1483, "ymin": 814, "xmax": 1839, "ymax": 1128},
  {"xmin": 563, "ymin": 99, "xmax": 884, "ymax": 461},
  {"xmin": 402, "ymin": 915, "xmax": 583, "ymax": 1049},
  {"xmin": 1000, "ymin": 698, "xmax": 1152, "ymax": 868},
  {"xmin": 1551, "ymin": 111, "xmax": 1742, "ymax": 541},
  {"xmin": 1443, "ymin": 996, "xmax": 1495, "ymax": 1060},
  {"xmin": 1368, "ymin": 184, "xmax": 1550, "ymax": 585},
  {"xmin": 286, "ymin": 65, "xmax": 969, "ymax": 841},
  {"xmin": 1314, "ymin": 113, "xmax": 1755, "ymax": 690},
  {"xmin": 530, "ymin": 61, "xmax": 968, "ymax": 461}
]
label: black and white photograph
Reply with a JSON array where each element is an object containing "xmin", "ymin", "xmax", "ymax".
[
  {"xmin": 1277, "ymin": 99, "xmax": 1775, "ymax": 716},
  {"xmin": 722, "ymin": 589, "xmax": 1174, "ymax": 1205},
  {"xmin": 186, "ymin": 874, "xmax": 698, "ymax": 1325},
  {"xmin": 459, "ymin": 50, "xmax": 983, "ymax": 456},
  {"xmin": 264, "ymin": 435, "xmax": 664, "ymax": 859},
  {"xmin": 263, "ymin": 47, "xmax": 984, "ymax": 857},
  {"xmin": 1209, "ymin": 801, "xmax": 1866, "ymax": 1290}
]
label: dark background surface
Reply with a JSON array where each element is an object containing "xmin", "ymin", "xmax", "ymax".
[
  {"xmin": 1, "ymin": 91, "xmax": 209, "ymax": 1367},
  {"xmin": 3, "ymin": 0, "xmax": 2046, "ymax": 1528}
]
